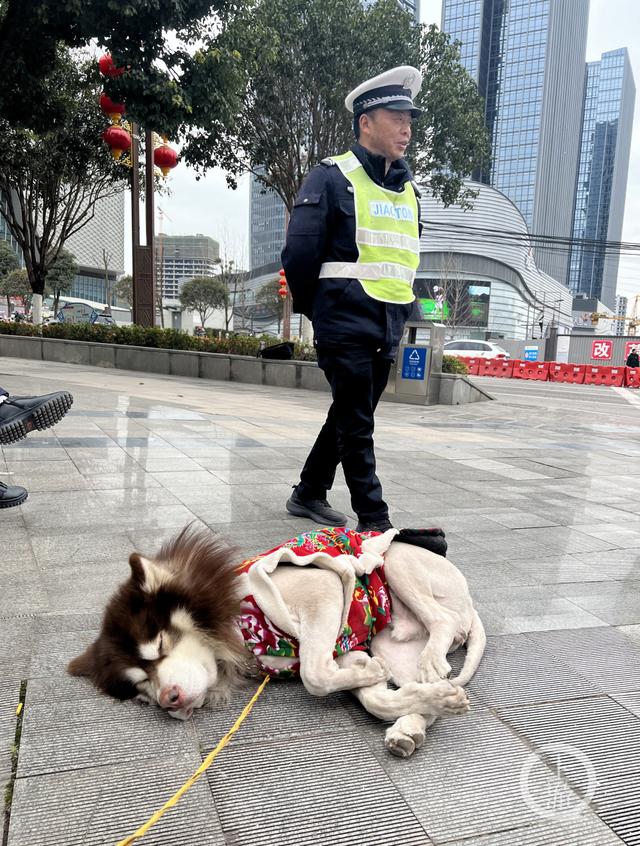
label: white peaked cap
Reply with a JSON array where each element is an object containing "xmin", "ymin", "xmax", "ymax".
[{"xmin": 345, "ymin": 65, "xmax": 423, "ymax": 117}]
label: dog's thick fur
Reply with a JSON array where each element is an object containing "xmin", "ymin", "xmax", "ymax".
[{"xmin": 69, "ymin": 526, "xmax": 485, "ymax": 758}]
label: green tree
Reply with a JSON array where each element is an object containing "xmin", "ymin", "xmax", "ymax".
[
  {"xmin": 114, "ymin": 274, "xmax": 134, "ymax": 308},
  {"xmin": 201, "ymin": 0, "xmax": 489, "ymax": 210},
  {"xmin": 0, "ymin": 48, "xmax": 127, "ymax": 323},
  {"xmin": 0, "ymin": 266, "xmax": 28, "ymax": 318},
  {"xmin": 45, "ymin": 248, "xmax": 78, "ymax": 317},
  {"xmin": 216, "ymin": 258, "xmax": 249, "ymax": 331},
  {"xmin": 256, "ymin": 279, "xmax": 285, "ymax": 334},
  {"xmin": 0, "ymin": 0, "xmax": 244, "ymax": 135},
  {"xmin": 0, "ymin": 240, "xmax": 19, "ymax": 316},
  {"xmin": 180, "ymin": 277, "xmax": 229, "ymax": 329}
]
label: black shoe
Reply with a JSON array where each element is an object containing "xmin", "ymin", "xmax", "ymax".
[
  {"xmin": 285, "ymin": 487, "xmax": 348, "ymax": 526},
  {"xmin": 0, "ymin": 391, "xmax": 73, "ymax": 445},
  {"xmin": 356, "ymin": 518, "xmax": 394, "ymax": 533},
  {"xmin": 0, "ymin": 481, "xmax": 28, "ymax": 508},
  {"xmin": 396, "ymin": 527, "xmax": 448, "ymax": 558}
]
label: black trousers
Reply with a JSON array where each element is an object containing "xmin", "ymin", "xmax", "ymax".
[{"xmin": 297, "ymin": 345, "xmax": 392, "ymax": 522}]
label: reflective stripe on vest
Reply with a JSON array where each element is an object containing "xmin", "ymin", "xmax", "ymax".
[{"xmin": 320, "ymin": 151, "xmax": 419, "ymax": 304}]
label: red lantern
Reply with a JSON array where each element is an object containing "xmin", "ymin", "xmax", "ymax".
[
  {"xmin": 99, "ymin": 92, "xmax": 125, "ymax": 123},
  {"xmin": 153, "ymin": 143, "xmax": 179, "ymax": 177},
  {"xmin": 102, "ymin": 125, "xmax": 131, "ymax": 160},
  {"xmin": 278, "ymin": 268, "xmax": 288, "ymax": 299},
  {"xmin": 98, "ymin": 53, "xmax": 124, "ymax": 78}
]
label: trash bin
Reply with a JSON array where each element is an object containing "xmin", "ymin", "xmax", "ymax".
[{"xmin": 384, "ymin": 322, "xmax": 445, "ymax": 405}]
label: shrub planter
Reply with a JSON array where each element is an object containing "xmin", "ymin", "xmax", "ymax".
[{"xmin": 0, "ymin": 333, "xmax": 491, "ymax": 404}]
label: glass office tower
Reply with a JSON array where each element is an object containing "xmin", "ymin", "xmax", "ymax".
[
  {"xmin": 441, "ymin": 0, "xmax": 589, "ymax": 284},
  {"xmin": 568, "ymin": 49, "xmax": 635, "ymax": 308}
]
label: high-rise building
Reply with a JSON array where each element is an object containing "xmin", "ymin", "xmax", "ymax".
[
  {"xmin": 441, "ymin": 0, "xmax": 589, "ymax": 284},
  {"xmin": 614, "ymin": 294, "xmax": 628, "ymax": 336},
  {"xmin": 155, "ymin": 234, "xmax": 220, "ymax": 301},
  {"xmin": 0, "ymin": 194, "xmax": 22, "ymax": 259},
  {"xmin": 568, "ymin": 49, "xmax": 635, "ymax": 309},
  {"xmin": 249, "ymin": 175, "xmax": 286, "ymax": 272},
  {"xmin": 362, "ymin": 0, "xmax": 420, "ymax": 20},
  {"xmin": 65, "ymin": 190, "xmax": 125, "ymax": 304}
]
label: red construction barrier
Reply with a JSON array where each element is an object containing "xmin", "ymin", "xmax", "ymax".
[
  {"xmin": 512, "ymin": 360, "xmax": 550, "ymax": 380},
  {"xmin": 548, "ymin": 362, "xmax": 586, "ymax": 384},
  {"xmin": 479, "ymin": 357, "xmax": 514, "ymax": 377},
  {"xmin": 625, "ymin": 367, "xmax": 640, "ymax": 388},
  {"xmin": 461, "ymin": 357, "xmax": 482, "ymax": 376},
  {"xmin": 583, "ymin": 365, "xmax": 625, "ymax": 387}
]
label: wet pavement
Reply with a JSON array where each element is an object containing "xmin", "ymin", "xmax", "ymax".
[{"xmin": 1, "ymin": 357, "xmax": 639, "ymax": 845}]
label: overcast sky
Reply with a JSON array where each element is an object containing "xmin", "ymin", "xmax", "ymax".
[{"xmin": 128, "ymin": 0, "xmax": 639, "ymax": 306}]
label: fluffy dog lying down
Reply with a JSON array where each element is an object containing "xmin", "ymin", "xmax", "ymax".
[{"xmin": 69, "ymin": 525, "xmax": 485, "ymax": 758}]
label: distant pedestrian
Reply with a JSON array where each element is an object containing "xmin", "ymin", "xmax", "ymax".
[{"xmin": 626, "ymin": 347, "xmax": 639, "ymax": 368}]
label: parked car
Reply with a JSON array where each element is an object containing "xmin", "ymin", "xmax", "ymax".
[{"xmin": 444, "ymin": 340, "xmax": 510, "ymax": 359}]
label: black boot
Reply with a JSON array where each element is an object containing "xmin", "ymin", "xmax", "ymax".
[
  {"xmin": 356, "ymin": 518, "xmax": 394, "ymax": 533},
  {"xmin": 286, "ymin": 486, "xmax": 348, "ymax": 526},
  {"xmin": 396, "ymin": 528, "xmax": 448, "ymax": 558},
  {"xmin": 0, "ymin": 391, "xmax": 73, "ymax": 445},
  {"xmin": 0, "ymin": 481, "xmax": 28, "ymax": 508}
]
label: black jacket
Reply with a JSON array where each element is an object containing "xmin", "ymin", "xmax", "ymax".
[
  {"xmin": 627, "ymin": 351, "xmax": 639, "ymax": 368},
  {"xmin": 281, "ymin": 143, "xmax": 422, "ymax": 354}
]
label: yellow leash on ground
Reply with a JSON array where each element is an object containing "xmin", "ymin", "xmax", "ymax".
[{"xmin": 116, "ymin": 675, "xmax": 270, "ymax": 846}]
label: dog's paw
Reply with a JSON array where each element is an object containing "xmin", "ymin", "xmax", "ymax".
[
  {"xmin": 370, "ymin": 655, "xmax": 391, "ymax": 682},
  {"xmin": 353, "ymin": 654, "xmax": 389, "ymax": 687},
  {"xmin": 384, "ymin": 714, "xmax": 426, "ymax": 759},
  {"xmin": 428, "ymin": 680, "xmax": 470, "ymax": 717},
  {"xmin": 419, "ymin": 651, "xmax": 452, "ymax": 684},
  {"xmin": 390, "ymin": 618, "xmax": 425, "ymax": 643}
]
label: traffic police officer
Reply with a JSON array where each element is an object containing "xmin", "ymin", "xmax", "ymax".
[{"xmin": 283, "ymin": 66, "xmax": 423, "ymax": 532}]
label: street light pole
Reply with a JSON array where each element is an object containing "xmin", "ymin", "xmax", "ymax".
[{"xmin": 131, "ymin": 129, "xmax": 157, "ymax": 327}]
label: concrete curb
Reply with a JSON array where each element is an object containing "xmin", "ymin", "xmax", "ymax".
[{"xmin": 0, "ymin": 333, "xmax": 492, "ymax": 404}]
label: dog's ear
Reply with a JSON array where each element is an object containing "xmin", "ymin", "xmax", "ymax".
[
  {"xmin": 129, "ymin": 552, "xmax": 170, "ymax": 593},
  {"xmin": 67, "ymin": 643, "xmax": 97, "ymax": 678}
]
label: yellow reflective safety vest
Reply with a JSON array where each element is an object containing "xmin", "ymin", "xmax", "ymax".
[{"xmin": 319, "ymin": 151, "xmax": 420, "ymax": 305}]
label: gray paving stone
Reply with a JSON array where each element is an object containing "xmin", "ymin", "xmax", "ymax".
[
  {"xmin": 471, "ymin": 585, "xmax": 607, "ymax": 634},
  {"xmin": 552, "ymin": 580, "xmax": 640, "ymax": 625},
  {"xmin": 207, "ymin": 731, "xmax": 432, "ymax": 846},
  {"xmin": 7, "ymin": 754, "xmax": 224, "ymax": 846},
  {"xmin": 0, "ymin": 570, "xmax": 50, "ymax": 618},
  {"xmin": 610, "ymin": 690, "xmax": 640, "ymax": 718},
  {"xmin": 17, "ymin": 695, "xmax": 198, "ymax": 776},
  {"xmin": 497, "ymin": 696, "xmax": 640, "ymax": 844},
  {"xmin": 6, "ymin": 360, "xmax": 640, "ymax": 846},
  {"xmin": 29, "ymin": 531, "xmax": 135, "ymax": 569},
  {"xmin": 40, "ymin": 562, "xmax": 130, "ymax": 613},
  {"xmin": 355, "ymin": 707, "xmax": 579, "ymax": 843},
  {"xmin": 619, "ymin": 624, "xmax": 640, "ymax": 647},
  {"xmin": 194, "ymin": 679, "xmax": 357, "ymax": 750},
  {"xmin": 524, "ymin": 626, "xmax": 640, "ymax": 693},
  {"xmin": 441, "ymin": 816, "xmax": 626, "ymax": 845},
  {"xmin": 467, "ymin": 634, "xmax": 601, "ymax": 706}
]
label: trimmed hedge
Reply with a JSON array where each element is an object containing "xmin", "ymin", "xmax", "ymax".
[
  {"xmin": 0, "ymin": 321, "xmax": 317, "ymax": 362},
  {"xmin": 442, "ymin": 354, "xmax": 469, "ymax": 375}
]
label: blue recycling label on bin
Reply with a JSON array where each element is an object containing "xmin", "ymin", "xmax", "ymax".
[{"xmin": 402, "ymin": 347, "xmax": 427, "ymax": 380}]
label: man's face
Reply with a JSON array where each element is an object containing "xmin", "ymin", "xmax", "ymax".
[{"xmin": 360, "ymin": 108, "xmax": 413, "ymax": 161}]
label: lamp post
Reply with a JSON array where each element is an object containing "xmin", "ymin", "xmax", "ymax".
[{"xmin": 98, "ymin": 55, "xmax": 179, "ymax": 327}]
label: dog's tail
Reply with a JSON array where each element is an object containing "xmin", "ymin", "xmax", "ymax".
[{"xmin": 450, "ymin": 608, "xmax": 486, "ymax": 687}]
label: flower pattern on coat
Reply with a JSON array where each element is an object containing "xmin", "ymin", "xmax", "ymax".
[{"xmin": 237, "ymin": 528, "xmax": 392, "ymax": 678}]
